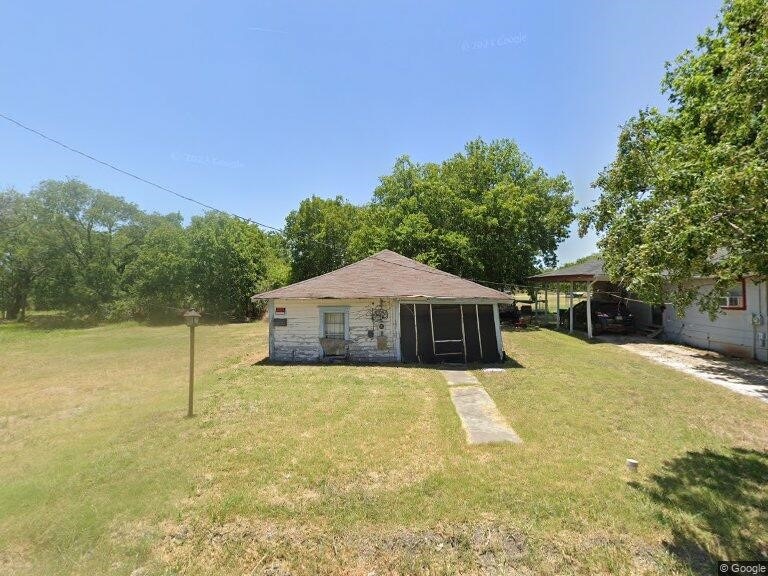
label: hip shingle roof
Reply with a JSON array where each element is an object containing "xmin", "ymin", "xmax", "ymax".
[{"xmin": 252, "ymin": 250, "xmax": 513, "ymax": 301}]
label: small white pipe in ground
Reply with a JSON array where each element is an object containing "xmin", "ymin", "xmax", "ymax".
[{"xmin": 626, "ymin": 459, "xmax": 639, "ymax": 472}]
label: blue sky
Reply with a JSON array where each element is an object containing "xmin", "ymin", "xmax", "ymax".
[{"xmin": 1, "ymin": 0, "xmax": 721, "ymax": 263}]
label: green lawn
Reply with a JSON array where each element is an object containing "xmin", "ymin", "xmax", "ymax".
[{"xmin": 0, "ymin": 321, "xmax": 765, "ymax": 575}]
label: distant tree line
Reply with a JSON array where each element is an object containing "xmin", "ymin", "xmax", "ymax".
[
  {"xmin": 0, "ymin": 180, "xmax": 289, "ymax": 322},
  {"xmin": 1, "ymin": 138, "xmax": 576, "ymax": 323}
]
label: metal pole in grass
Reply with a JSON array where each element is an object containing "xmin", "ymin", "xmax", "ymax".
[{"xmin": 183, "ymin": 309, "xmax": 201, "ymax": 417}]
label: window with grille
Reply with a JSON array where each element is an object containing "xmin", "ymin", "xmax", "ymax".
[{"xmin": 323, "ymin": 312, "xmax": 346, "ymax": 339}]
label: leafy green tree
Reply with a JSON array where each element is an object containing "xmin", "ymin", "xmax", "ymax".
[
  {"xmin": 262, "ymin": 232, "xmax": 291, "ymax": 294},
  {"xmin": 1, "ymin": 178, "xmax": 293, "ymax": 323},
  {"xmin": 0, "ymin": 190, "xmax": 51, "ymax": 319},
  {"xmin": 284, "ymin": 195, "xmax": 362, "ymax": 281},
  {"xmin": 349, "ymin": 138, "xmax": 574, "ymax": 284},
  {"xmin": 187, "ymin": 213, "xmax": 278, "ymax": 321},
  {"xmin": 121, "ymin": 217, "xmax": 191, "ymax": 321},
  {"xmin": 28, "ymin": 179, "xmax": 143, "ymax": 317},
  {"xmin": 580, "ymin": 0, "xmax": 768, "ymax": 314}
]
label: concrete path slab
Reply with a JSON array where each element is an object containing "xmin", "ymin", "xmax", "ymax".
[
  {"xmin": 601, "ymin": 335, "xmax": 768, "ymax": 404},
  {"xmin": 449, "ymin": 386, "xmax": 522, "ymax": 444},
  {"xmin": 440, "ymin": 369, "xmax": 480, "ymax": 386}
]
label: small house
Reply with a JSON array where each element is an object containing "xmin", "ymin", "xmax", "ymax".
[
  {"xmin": 531, "ymin": 258, "xmax": 768, "ymax": 362},
  {"xmin": 252, "ymin": 250, "xmax": 512, "ymax": 363}
]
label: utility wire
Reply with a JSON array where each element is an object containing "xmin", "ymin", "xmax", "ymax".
[
  {"xmin": 0, "ymin": 112, "xmax": 283, "ymax": 233},
  {"xmin": 0, "ymin": 112, "xmax": 523, "ymax": 289}
]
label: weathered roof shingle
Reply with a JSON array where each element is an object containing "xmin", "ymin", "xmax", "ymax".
[
  {"xmin": 252, "ymin": 250, "xmax": 512, "ymax": 301},
  {"xmin": 528, "ymin": 257, "xmax": 607, "ymax": 282}
]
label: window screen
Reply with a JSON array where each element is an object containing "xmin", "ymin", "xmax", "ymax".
[
  {"xmin": 720, "ymin": 283, "xmax": 745, "ymax": 309},
  {"xmin": 324, "ymin": 312, "xmax": 345, "ymax": 338}
]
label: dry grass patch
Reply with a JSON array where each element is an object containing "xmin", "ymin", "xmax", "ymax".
[
  {"xmin": 0, "ymin": 321, "xmax": 766, "ymax": 575},
  {"xmin": 152, "ymin": 518, "xmax": 531, "ymax": 576}
]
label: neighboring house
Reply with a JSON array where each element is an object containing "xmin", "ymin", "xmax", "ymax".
[
  {"xmin": 252, "ymin": 250, "xmax": 512, "ymax": 363},
  {"xmin": 664, "ymin": 277, "xmax": 768, "ymax": 362},
  {"xmin": 532, "ymin": 257, "xmax": 768, "ymax": 362}
]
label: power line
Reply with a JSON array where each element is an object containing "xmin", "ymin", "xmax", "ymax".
[
  {"xmin": 0, "ymin": 112, "xmax": 517, "ymax": 289},
  {"xmin": 0, "ymin": 112, "xmax": 283, "ymax": 233}
]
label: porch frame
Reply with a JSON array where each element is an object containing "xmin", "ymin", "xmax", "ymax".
[{"xmin": 398, "ymin": 298, "xmax": 506, "ymax": 363}]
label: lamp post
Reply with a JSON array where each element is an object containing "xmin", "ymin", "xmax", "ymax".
[{"xmin": 183, "ymin": 309, "xmax": 201, "ymax": 417}]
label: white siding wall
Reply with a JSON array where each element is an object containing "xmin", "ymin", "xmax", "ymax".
[
  {"xmin": 269, "ymin": 298, "xmax": 400, "ymax": 362},
  {"xmin": 663, "ymin": 279, "xmax": 768, "ymax": 362}
]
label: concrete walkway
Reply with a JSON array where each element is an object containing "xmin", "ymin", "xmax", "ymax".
[
  {"xmin": 440, "ymin": 369, "xmax": 480, "ymax": 386},
  {"xmin": 602, "ymin": 336, "xmax": 768, "ymax": 404},
  {"xmin": 441, "ymin": 370, "xmax": 521, "ymax": 445}
]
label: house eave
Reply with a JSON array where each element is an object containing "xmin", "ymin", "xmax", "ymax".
[{"xmin": 252, "ymin": 294, "xmax": 513, "ymax": 303}]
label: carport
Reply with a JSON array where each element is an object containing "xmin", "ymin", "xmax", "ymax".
[
  {"xmin": 529, "ymin": 258, "xmax": 609, "ymax": 339},
  {"xmin": 529, "ymin": 258, "xmax": 656, "ymax": 338}
]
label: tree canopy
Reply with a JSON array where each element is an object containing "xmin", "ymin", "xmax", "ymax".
[
  {"xmin": 349, "ymin": 138, "xmax": 574, "ymax": 285},
  {"xmin": 0, "ymin": 179, "xmax": 287, "ymax": 322},
  {"xmin": 187, "ymin": 212, "xmax": 281, "ymax": 321},
  {"xmin": 580, "ymin": 0, "xmax": 768, "ymax": 314},
  {"xmin": 0, "ymin": 189, "xmax": 49, "ymax": 320},
  {"xmin": 2, "ymin": 139, "xmax": 576, "ymax": 322},
  {"xmin": 284, "ymin": 195, "xmax": 361, "ymax": 281}
]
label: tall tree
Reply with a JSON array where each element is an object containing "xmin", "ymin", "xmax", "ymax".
[
  {"xmin": 187, "ymin": 212, "xmax": 277, "ymax": 321},
  {"xmin": 580, "ymin": 0, "xmax": 768, "ymax": 314},
  {"xmin": 28, "ymin": 179, "xmax": 143, "ymax": 316},
  {"xmin": 121, "ymin": 216, "xmax": 190, "ymax": 321},
  {"xmin": 0, "ymin": 190, "xmax": 51, "ymax": 319},
  {"xmin": 1, "ymin": 179, "xmax": 292, "ymax": 323},
  {"xmin": 349, "ymin": 138, "xmax": 574, "ymax": 284},
  {"xmin": 283, "ymin": 195, "xmax": 361, "ymax": 281}
]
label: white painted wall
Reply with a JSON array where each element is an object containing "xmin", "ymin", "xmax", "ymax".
[
  {"xmin": 663, "ymin": 279, "xmax": 768, "ymax": 362},
  {"xmin": 269, "ymin": 298, "xmax": 399, "ymax": 362}
]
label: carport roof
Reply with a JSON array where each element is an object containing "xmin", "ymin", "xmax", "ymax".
[
  {"xmin": 252, "ymin": 250, "xmax": 513, "ymax": 301},
  {"xmin": 528, "ymin": 257, "xmax": 609, "ymax": 282}
]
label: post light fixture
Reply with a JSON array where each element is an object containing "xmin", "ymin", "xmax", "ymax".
[
  {"xmin": 183, "ymin": 309, "xmax": 202, "ymax": 417},
  {"xmin": 183, "ymin": 308, "xmax": 201, "ymax": 327}
]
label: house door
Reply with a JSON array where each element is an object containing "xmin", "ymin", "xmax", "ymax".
[
  {"xmin": 400, "ymin": 304, "xmax": 437, "ymax": 362},
  {"xmin": 430, "ymin": 304, "xmax": 465, "ymax": 362},
  {"xmin": 399, "ymin": 304, "xmax": 418, "ymax": 362}
]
